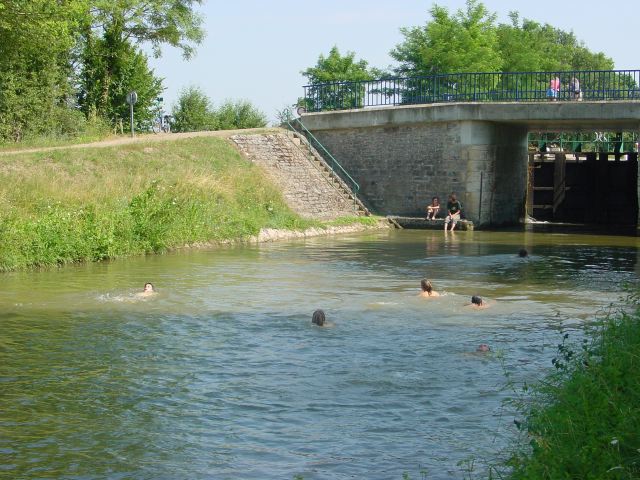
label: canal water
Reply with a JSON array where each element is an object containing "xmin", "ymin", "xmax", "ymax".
[{"xmin": 1, "ymin": 229, "xmax": 638, "ymax": 479}]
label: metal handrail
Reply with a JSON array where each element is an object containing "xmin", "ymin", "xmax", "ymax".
[
  {"xmin": 302, "ymin": 69, "xmax": 640, "ymax": 112},
  {"xmin": 284, "ymin": 113, "xmax": 360, "ymax": 199}
]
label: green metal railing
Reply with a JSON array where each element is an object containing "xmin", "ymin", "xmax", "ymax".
[
  {"xmin": 302, "ymin": 69, "xmax": 640, "ymax": 112},
  {"xmin": 284, "ymin": 112, "xmax": 361, "ymax": 205},
  {"xmin": 528, "ymin": 132, "xmax": 639, "ymax": 153}
]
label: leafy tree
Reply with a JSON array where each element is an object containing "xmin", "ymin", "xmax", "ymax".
[
  {"xmin": 78, "ymin": 38, "xmax": 163, "ymax": 129},
  {"xmin": 78, "ymin": 0, "xmax": 204, "ymax": 126},
  {"xmin": 0, "ymin": 0, "xmax": 83, "ymax": 141},
  {"xmin": 215, "ymin": 100, "xmax": 267, "ymax": 130},
  {"xmin": 301, "ymin": 46, "xmax": 375, "ymax": 111},
  {"xmin": 390, "ymin": 0, "xmax": 502, "ymax": 76},
  {"xmin": 171, "ymin": 86, "xmax": 217, "ymax": 132},
  {"xmin": 497, "ymin": 12, "xmax": 614, "ymax": 72}
]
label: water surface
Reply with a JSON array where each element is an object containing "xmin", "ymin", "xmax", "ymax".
[{"xmin": 1, "ymin": 229, "xmax": 638, "ymax": 479}]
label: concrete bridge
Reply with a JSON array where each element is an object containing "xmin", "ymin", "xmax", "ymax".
[{"xmin": 300, "ymin": 101, "xmax": 640, "ymax": 227}]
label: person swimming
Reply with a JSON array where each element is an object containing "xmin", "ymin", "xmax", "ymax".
[
  {"xmin": 419, "ymin": 279, "xmax": 440, "ymax": 297},
  {"xmin": 469, "ymin": 295, "xmax": 490, "ymax": 309},
  {"xmin": 136, "ymin": 282, "xmax": 156, "ymax": 298},
  {"xmin": 476, "ymin": 344, "xmax": 491, "ymax": 352},
  {"xmin": 312, "ymin": 309, "xmax": 326, "ymax": 326},
  {"xmin": 518, "ymin": 248, "xmax": 529, "ymax": 258}
]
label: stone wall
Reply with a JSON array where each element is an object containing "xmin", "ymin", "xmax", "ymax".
[
  {"xmin": 312, "ymin": 121, "xmax": 528, "ymax": 225},
  {"xmin": 230, "ymin": 133, "xmax": 361, "ymax": 220}
]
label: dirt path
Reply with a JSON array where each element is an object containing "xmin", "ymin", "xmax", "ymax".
[{"xmin": 0, "ymin": 128, "xmax": 281, "ymax": 156}]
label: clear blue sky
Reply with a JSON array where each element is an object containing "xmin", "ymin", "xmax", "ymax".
[{"xmin": 148, "ymin": 0, "xmax": 637, "ymax": 122}]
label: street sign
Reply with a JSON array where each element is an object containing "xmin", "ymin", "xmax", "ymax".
[{"xmin": 126, "ymin": 91, "xmax": 138, "ymax": 105}]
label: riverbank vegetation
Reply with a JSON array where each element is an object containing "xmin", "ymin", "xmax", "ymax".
[
  {"xmin": 504, "ymin": 289, "xmax": 640, "ymax": 479},
  {"xmin": 0, "ymin": 136, "xmax": 326, "ymax": 271}
]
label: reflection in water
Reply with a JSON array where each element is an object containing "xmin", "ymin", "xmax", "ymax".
[{"xmin": 0, "ymin": 229, "xmax": 638, "ymax": 479}]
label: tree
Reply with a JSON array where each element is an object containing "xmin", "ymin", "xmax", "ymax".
[
  {"xmin": 171, "ymin": 86, "xmax": 217, "ymax": 132},
  {"xmin": 215, "ymin": 100, "xmax": 267, "ymax": 130},
  {"xmin": 390, "ymin": 0, "xmax": 502, "ymax": 76},
  {"xmin": 497, "ymin": 12, "xmax": 614, "ymax": 72},
  {"xmin": 78, "ymin": 0, "xmax": 204, "ymax": 125},
  {"xmin": 78, "ymin": 38, "xmax": 163, "ymax": 129},
  {"xmin": 0, "ymin": 0, "xmax": 83, "ymax": 141},
  {"xmin": 301, "ymin": 46, "xmax": 375, "ymax": 110}
]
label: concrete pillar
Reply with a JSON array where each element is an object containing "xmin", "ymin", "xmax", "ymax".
[{"xmin": 458, "ymin": 122, "xmax": 528, "ymax": 227}]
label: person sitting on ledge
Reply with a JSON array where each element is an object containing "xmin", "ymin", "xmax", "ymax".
[
  {"xmin": 444, "ymin": 193, "xmax": 462, "ymax": 231},
  {"xmin": 419, "ymin": 279, "xmax": 440, "ymax": 298},
  {"xmin": 426, "ymin": 196, "xmax": 440, "ymax": 220}
]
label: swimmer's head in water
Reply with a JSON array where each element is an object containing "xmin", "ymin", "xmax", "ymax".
[
  {"xmin": 421, "ymin": 279, "xmax": 433, "ymax": 293},
  {"xmin": 312, "ymin": 309, "xmax": 326, "ymax": 326},
  {"xmin": 477, "ymin": 344, "xmax": 491, "ymax": 352},
  {"xmin": 518, "ymin": 248, "xmax": 528, "ymax": 258},
  {"xmin": 143, "ymin": 283, "xmax": 154, "ymax": 293},
  {"xmin": 471, "ymin": 295, "xmax": 483, "ymax": 306}
]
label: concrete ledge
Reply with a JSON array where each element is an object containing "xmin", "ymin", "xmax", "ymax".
[
  {"xmin": 301, "ymin": 101, "xmax": 640, "ymax": 131},
  {"xmin": 388, "ymin": 216, "xmax": 475, "ymax": 231}
]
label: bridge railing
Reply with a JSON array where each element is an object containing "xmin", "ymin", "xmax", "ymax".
[{"xmin": 302, "ymin": 69, "xmax": 640, "ymax": 112}]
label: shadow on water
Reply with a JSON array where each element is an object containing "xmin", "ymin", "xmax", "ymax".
[{"xmin": 0, "ymin": 228, "xmax": 637, "ymax": 479}]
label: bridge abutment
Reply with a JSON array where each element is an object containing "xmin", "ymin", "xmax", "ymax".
[
  {"xmin": 301, "ymin": 102, "xmax": 640, "ymax": 227},
  {"xmin": 307, "ymin": 118, "xmax": 527, "ymax": 226}
]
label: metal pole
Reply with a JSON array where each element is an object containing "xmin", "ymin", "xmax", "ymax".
[
  {"xmin": 130, "ymin": 103, "xmax": 134, "ymax": 138},
  {"xmin": 478, "ymin": 171, "xmax": 483, "ymax": 223}
]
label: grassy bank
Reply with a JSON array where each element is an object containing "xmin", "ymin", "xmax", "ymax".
[
  {"xmin": 505, "ymin": 289, "xmax": 640, "ymax": 479},
  {"xmin": 0, "ymin": 136, "xmax": 321, "ymax": 271}
]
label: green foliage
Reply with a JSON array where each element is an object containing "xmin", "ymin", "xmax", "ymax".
[
  {"xmin": 0, "ymin": 0, "xmax": 82, "ymax": 141},
  {"xmin": 505, "ymin": 291, "xmax": 640, "ymax": 479},
  {"xmin": 78, "ymin": 37, "xmax": 163, "ymax": 128},
  {"xmin": 497, "ymin": 12, "xmax": 614, "ymax": 72},
  {"xmin": 302, "ymin": 46, "xmax": 375, "ymax": 110},
  {"xmin": 215, "ymin": 99, "xmax": 268, "ymax": 130},
  {"xmin": 390, "ymin": 1, "xmax": 614, "ymax": 77},
  {"xmin": 172, "ymin": 87, "xmax": 267, "ymax": 132},
  {"xmin": 391, "ymin": 0, "xmax": 502, "ymax": 76},
  {"xmin": 0, "ymin": 0, "xmax": 204, "ymax": 143},
  {"xmin": 0, "ymin": 137, "xmax": 315, "ymax": 271},
  {"xmin": 87, "ymin": 0, "xmax": 205, "ymax": 60},
  {"xmin": 171, "ymin": 86, "xmax": 218, "ymax": 132}
]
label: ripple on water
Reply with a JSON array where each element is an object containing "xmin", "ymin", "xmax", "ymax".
[{"xmin": 0, "ymin": 230, "xmax": 637, "ymax": 479}]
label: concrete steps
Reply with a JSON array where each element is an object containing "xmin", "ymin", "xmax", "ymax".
[{"xmin": 229, "ymin": 132, "xmax": 367, "ymax": 220}]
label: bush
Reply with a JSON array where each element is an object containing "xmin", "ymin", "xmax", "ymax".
[
  {"xmin": 215, "ymin": 99, "xmax": 267, "ymax": 130},
  {"xmin": 171, "ymin": 86, "xmax": 218, "ymax": 132},
  {"xmin": 505, "ymin": 290, "xmax": 640, "ymax": 479}
]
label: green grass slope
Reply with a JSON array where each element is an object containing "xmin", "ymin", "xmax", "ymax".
[{"xmin": 0, "ymin": 136, "xmax": 317, "ymax": 271}]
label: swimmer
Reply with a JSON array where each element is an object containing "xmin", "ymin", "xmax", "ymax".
[
  {"xmin": 468, "ymin": 295, "xmax": 490, "ymax": 309},
  {"xmin": 136, "ymin": 282, "xmax": 156, "ymax": 298},
  {"xmin": 312, "ymin": 309, "xmax": 326, "ymax": 326},
  {"xmin": 518, "ymin": 248, "xmax": 528, "ymax": 258},
  {"xmin": 419, "ymin": 279, "xmax": 440, "ymax": 298},
  {"xmin": 476, "ymin": 344, "xmax": 491, "ymax": 352}
]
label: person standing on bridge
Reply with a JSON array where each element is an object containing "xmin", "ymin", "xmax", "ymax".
[
  {"xmin": 444, "ymin": 193, "xmax": 462, "ymax": 231},
  {"xmin": 547, "ymin": 77, "xmax": 560, "ymax": 101}
]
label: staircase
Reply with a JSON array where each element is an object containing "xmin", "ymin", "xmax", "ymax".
[
  {"xmin": 286, "ymin": 129, "xmax": 370, "ymax": 216},
  {"xmin": 230, "ymin": 131, "xmax": 369, "ymax": 220}
]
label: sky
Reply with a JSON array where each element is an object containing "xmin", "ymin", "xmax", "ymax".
[{"xmin": 147, "ymin": 0, "xmax": 637, "ymax": 122}]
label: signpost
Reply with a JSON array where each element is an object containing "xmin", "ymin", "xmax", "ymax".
[{"xmin": 126, "ymin": 91, "xmax": 138, "ymax": 137}]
